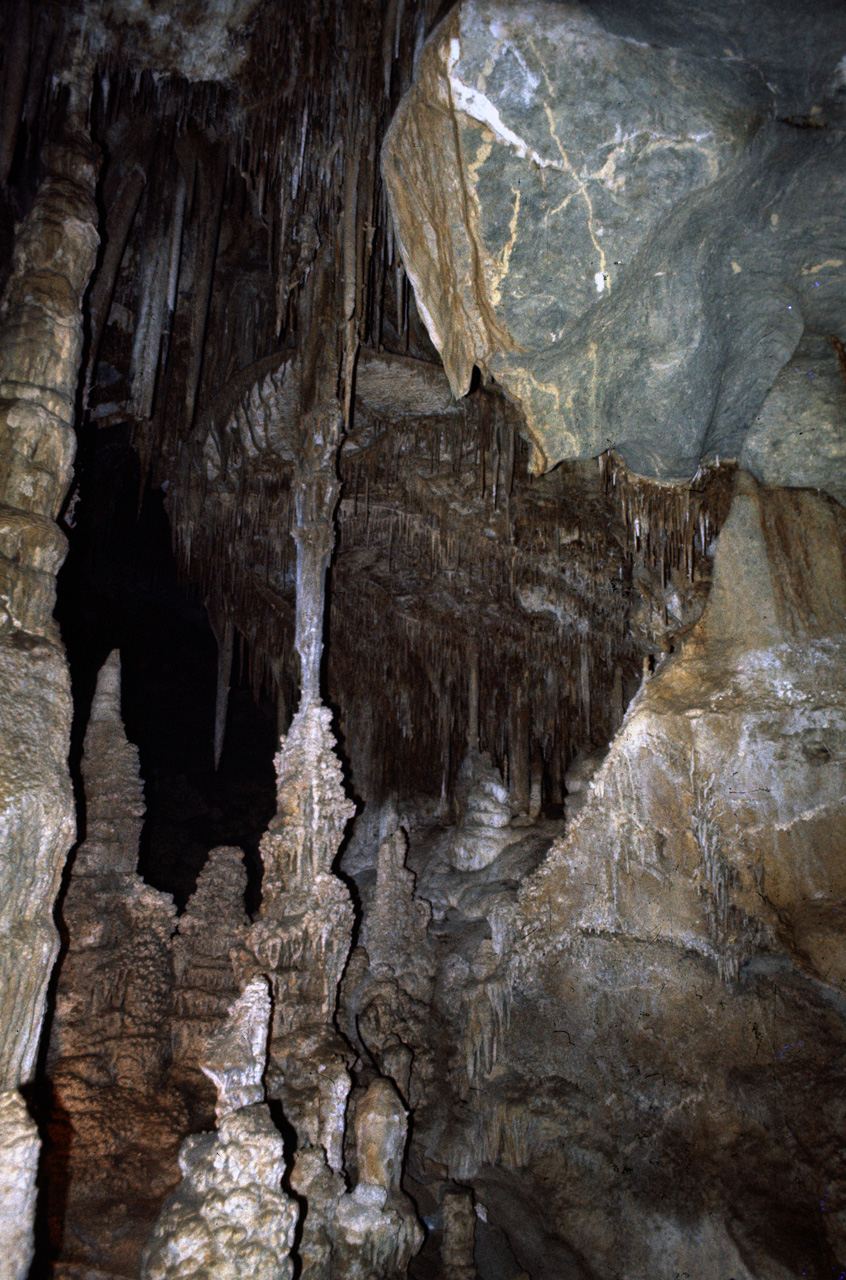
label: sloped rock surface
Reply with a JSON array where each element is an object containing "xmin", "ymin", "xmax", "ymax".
[
  {"xmin": 413, "ymin": 475, "xmax": 846, "ymax": 1278},
  {"xmin": 383, "ymin": 0, "xmax": 846, "ymax": 479}
]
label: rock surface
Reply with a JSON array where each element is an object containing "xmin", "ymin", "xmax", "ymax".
[
  {"xmin": 0, "ymin": 1090, "xmax": 40, "ymax": 1280},
  {"xmin": 141, "ymin": 979, "xmax": 298, "ymax": 1280},
  {"xmin": 416, "ymin": 475, "xmax": 846, "ymax": 1278},
  {"xmin": 0, "ymin": 47, "xmax": 99, "ymax": 1278},
  {"xmin": 383, "ymin": 0, "xmax": 846, "ymax": 479},
  {"xmin": 46, "ymin": 653, "xmax": 184, "ymax": 1279}
]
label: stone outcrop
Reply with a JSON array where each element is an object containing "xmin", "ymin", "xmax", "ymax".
[
  {"xmin": 383, "ymin": 0, "xmax": 846, "ymax": 479},
  {"xmin": 0, "ymin": 39, "xmax": 99, "ymax": 1278},
  {"xmin": 141, "ymin": 978, "xmax": 298, "ymax": 1280}
]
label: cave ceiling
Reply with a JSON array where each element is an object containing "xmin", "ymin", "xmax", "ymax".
[{"xmin": 1, "ymin": 0, "xmax": 840, "ymax": 799}]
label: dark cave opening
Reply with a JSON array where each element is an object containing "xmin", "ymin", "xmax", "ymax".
[{"xmin": 55, "ymin": 422, "xmax": 278, "ymax": 911}]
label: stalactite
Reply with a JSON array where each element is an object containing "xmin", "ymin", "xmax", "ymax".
[{"xmin": 184, "ymin": 145, "xmax": 226, "ymax": 428}]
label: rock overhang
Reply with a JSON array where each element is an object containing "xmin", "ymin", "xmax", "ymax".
[{"xmin": 382, "ymin": 0, "xmax": 846, "ymax": 481}]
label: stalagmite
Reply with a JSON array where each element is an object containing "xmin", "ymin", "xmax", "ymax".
[
  {"xmin": 331, "ymin": 1078, "xmax": 423, "ymax": 1279},
  {"xmin": 141, "ymin": 978, "xmax": 298, "ymax": 1280},
  {"xmin": 441, "ymin": 1187, "xmax": 477, "ymax": 1280},
  {"xmin": 171, "ymin": 846, "xmax": 250, "ymax": 1095},
  {"xmin": 46, "ymin": 652, "xmax": 182, "ymax": 1279},
  {"xmin": 230, "ymin": 389, "xmax": 423, "ymax": 1277}
]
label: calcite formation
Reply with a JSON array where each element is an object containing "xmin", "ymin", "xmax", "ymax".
[
  {"xmin": 171, "ymin": 846, "xmax": 250, "ymax": 1100},
  {"xmin": 46, "ymin": 653, "xmax": 184, "ymax": 1278},
  {"xmin": 0, "ymin": 35, "xmax": 99, "ymax": 1276},
  {"xmin": 141, "ymin": 978, "xmax": 298, "ymax": 1280},
  {"xmin": 383, "ymin": 0, "xmax": 846, "ymax": 479},
  {"xmin": 1, "ymin": 2, "xmax": 845, "ymax": 1279},
  {"xmin": 331, "ymin": 1078, "xmax": 423, "ymax": 1280},
  {"xmin": 388, "ymin": 474, "xmax": 846, "ymax": 1279}
]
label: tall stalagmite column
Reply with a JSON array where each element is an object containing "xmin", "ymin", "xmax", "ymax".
[
  {"xmin": 240, "ymin": 400, "xmax": 357, "ymax": 1276},
  {"xmin": 0, "ymin": 46, "xmax": 99, "ymax": 1279}
]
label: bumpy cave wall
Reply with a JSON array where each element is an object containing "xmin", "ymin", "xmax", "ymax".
[
  {"xmin": 0, "ymin": 24, "xmax": 99, "ymax": 1276},
  {"xmin": 0, "ymin": 1, "xmax": 844, "ymax": 1278}
]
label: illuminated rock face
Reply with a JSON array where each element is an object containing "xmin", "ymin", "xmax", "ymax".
[
  {"xmin": 141, "ymin": 979, "xmax": 299, "ymax": 1280},
  {"xmin": 388, "ymin": 476, "xmax": 846, "ymax": 1280},
  {"xmin": 383, "ymin": 0, "xmax": 846, "ymax": 479},
  {"xmin": 0, "ymin": 50, "xmax": 99, "ymax": 1277}
]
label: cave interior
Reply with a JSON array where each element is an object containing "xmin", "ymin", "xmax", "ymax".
[{"xmin": 0, "ymin": 0, "xmax": 845, "ymax": 1278}]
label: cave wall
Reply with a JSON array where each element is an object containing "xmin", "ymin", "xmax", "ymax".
[{"xmin": 0, "ymin": 32, "xmax": 99, "ymax": 1276}]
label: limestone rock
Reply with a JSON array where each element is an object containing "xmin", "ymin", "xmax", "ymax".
[
  {"xmin": 201, "ymin": 978, "xmax": 271, "ymax": 1122},
  {"xmin": 330, "ymin": 1079, "xmax": 423, "ymax": 1280},
  {"xmin": 140, "ymin": 1106, "xmax": 297, "ymax": 1280},
  {"xmin": 353, "ymin": 1077, "xmax": 408, "ymax": 1191},
  {"xmin": 361, "ymin": 825, "xmax": 432, "ymax": 997},
  {"xmin": 141, "ymin": 976, "xmax": 297, "ymax": 1280},
  {"xmin": 0, "ymin": 1090, "xmax": 40, "ymax": 1280},
  {"xmin": 441, "ymin": 473, "xmax": 846, "ymax": 1277},
  {"xmin": 0, "ymin": 58, "xmax": 99, "ymax": 1280},
  {"xmin": 171, "ymin": 846, "xmax": 249, "ymax": 1092},
  {"xmin": 46, "ymin": 653, "xmax": 184, "ymax": 1278},
  {"xmin": 237, "ymin": 702, "xmax": 357, "ymax": 1278},
  {"xmin": 450, "ymin": 752, "xmax": 515, "ymax": 870},
  {"xmin": 441, "ymin": 1187, "xmax": 477, "ymax": 1280},
  {"xmin": 741, "ymin": 334, "xmax": 846, "ymax": 505},
  {"xmin": 383, "ymin": 0, "xmax": 846, "ymax": 479}
]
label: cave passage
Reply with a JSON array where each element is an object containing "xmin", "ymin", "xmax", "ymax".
[{"xmin": 0, "ymin": 2, "xmax": 844, "ymax": 1279}]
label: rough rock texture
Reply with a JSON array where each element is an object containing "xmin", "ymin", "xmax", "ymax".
[
  {"xmin": 331, "ymin": 1078, "xmax": 423, "ymax": 1280},
  {"xmin": 141, "ymin": 978, "xmax": 298, "ymax": 1280},
  {"xmin": 383, "ymin": 0, "xmax": 846, "ymax": 478},
  {"xmin": 741, "ymin": 334, "xmax": 846, "ymax": 504},
  {"xmin": 46, "ymin": 653, "xmax": 185, "ymax": 1280},
  {"xmin": 385, "ymin": 474, "xmax": 846, "ymax": 1280},
  {"xmin": 237, "ymin": 699, "xmax": 357, "ymax": 1277},
  {"xmin": 0, "ymin": 1090, "xmax": 40, "ymax": 1280},
  {"xmin": 171, "ymin": 846, "xmax": 249, "ymax": 1100},
  {"xmin": 441, "ymin": 1187, "xmax": 477, "ymax": 1280},
  {"xmin": 231, "ymin": 394, "xmax": 423, "ymax": 1278},
  {"xmin": 450, "ymin": 752, "xmax": 514, "ymax": 871},
  {"xmin": 0, "ymin": 46, "xmax": 99, "ymax": 1279}
]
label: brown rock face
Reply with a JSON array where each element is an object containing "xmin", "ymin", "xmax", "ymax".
[{"xmin": 46, "ymin": 654, "xmax": 184, "ymax": 1279}]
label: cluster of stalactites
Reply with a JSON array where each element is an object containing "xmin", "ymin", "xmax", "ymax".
[
  {"xmin": 68, "ymin": 0, "xmax": 447, "ymax": 491},
  {"xmin": 601, "ymin": 451, "xmax": 737, "ymax": 586}
]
